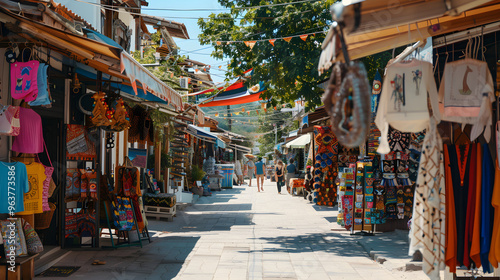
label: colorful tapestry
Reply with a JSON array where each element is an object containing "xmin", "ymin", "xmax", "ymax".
[
  {"xmin": 313, "ymin": 126, "xmax": 338, "ymax": 206},
  {"xmin": 66, "ymin": 125, "xmax": 96, "ymax": 160}
]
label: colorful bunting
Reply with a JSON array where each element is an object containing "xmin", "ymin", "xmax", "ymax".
[
  {"xmin": 215, "ymin": 113, "xmax": 219, "ymax": 117},
  {"xmin": 235, "ymin": 112, "xmax": 240, "ymax": 115},
  {"xmin": 282, "ymin": 104, "xmax": 286, "ymax": 108},
  {"xmin": 219, "ymin": 65, "xmax": 222, "ymax": 69},
  {"xmin": 241, "ymin": 108, "xmax": 245, "ymax": 112},
  {"xmin": 269, "ymin": 39, "xmax": 276, "ymax": 46},
  {"xmin": 300, "ymin": 34, "xmax": 308, "ymax": 41},
  {"xmin": 244, "ymin": 41, "xmax": 256, "ymax": 49},
  {"xmin": 273, "ymin": 106, "xmax": 277, "ymax": 110},
  {"xmin": 283, "ymin": 37, "xmax": 292, "ymax": 43},
  {"xmin": 247, "ymin": 111, "xmax": 250, "ymax": 115}
]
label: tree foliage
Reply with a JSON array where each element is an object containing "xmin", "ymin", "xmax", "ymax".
[
  {"xmin": 198, "ymin": 0, "xmax": 335, "ymax": 110},
  {"xmin": 256, "ymin": 110, "xmax": 298, "ymax": 155}
]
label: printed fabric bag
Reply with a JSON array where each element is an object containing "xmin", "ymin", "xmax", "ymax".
[
  {"xmin": 22, "ymin": 218, "xmax": 43, "ymax": 254},
  {"xmin": 0, "ymin": 105, "xmax": 20, "ymax": 136},
  {"xmin": 1, "ymin": 219, "xmax": 29, "ymax": 257},
  {"xmin": 10, "ymin": 60, "xmax": 39, "ymax": 101}
]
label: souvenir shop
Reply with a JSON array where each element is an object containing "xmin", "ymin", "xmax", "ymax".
[
  {"xmin": 0, "ymin": 8, "xmax": 184, "ymax": 276},
  {"xmin": 312, "ymin": 0, "xmax": 500, "ymax": 278}
]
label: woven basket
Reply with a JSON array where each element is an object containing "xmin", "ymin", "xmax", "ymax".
[{"xmin": 34, "ymin": 202, "xmax": 56, "ymax": 230}]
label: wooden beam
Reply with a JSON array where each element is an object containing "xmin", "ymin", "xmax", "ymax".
[{"xmin": 0, "ymin": 0, "xmax": 44, "ymax": 16}]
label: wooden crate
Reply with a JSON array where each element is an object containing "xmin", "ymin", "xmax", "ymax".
[{"xmin": 144, "ymin": 205, "xmax": 176, "ymax": 222}]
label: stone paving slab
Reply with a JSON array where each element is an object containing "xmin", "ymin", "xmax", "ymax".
[{"xmin": 37, "ymin": 179, "xmax": 431, "ymax": 280}]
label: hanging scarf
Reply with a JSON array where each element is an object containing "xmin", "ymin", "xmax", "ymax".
[{"xmin": 409, "ymin": 119, "xmax": 446, "ymax": 280}]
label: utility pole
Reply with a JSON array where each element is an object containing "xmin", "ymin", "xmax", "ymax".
[
  {"xmin": 274, "ymin": 124, "xmax": 277, "ymax": 146},
  {"xmin": 227, "ymin": 105, "xmax": 231, "ymax": 131}
]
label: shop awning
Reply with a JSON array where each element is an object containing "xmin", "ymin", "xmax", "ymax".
[
  {"xmin": 326, "ymin": 0, "xmax": 500, "ymax": 61},
  {"xmin": 229, "ymin": 144, "xmax": 252, "ymax": 153},
  {"xmin": 0, "ymin": 7, "xmax": 123, "ymax": 77},
  {"xmin": 285, "ymin": 134, "xmax": 311, "ymax": 149},
  {"xmin": 187, "ymin": 124, "xmax": 218, "ymax": 143},
  {"xmin": 0, "ymin": 8, "xmax": 183, "ymax": 112},
  {"xmin": 120, "ymin": 52, "xmax": 183, "ymax": 111}
]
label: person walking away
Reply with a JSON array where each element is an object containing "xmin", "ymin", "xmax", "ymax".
[
  {"xmin": 254, "ymin": 157, "xmax": 266, "ymax": 192},
  {"xmin": 275, "ymin": 160, "xmax": 285, "ymax": 194},
  {"xmin": 235, "ymin": 159, "xmax": 243, "ymax": 185},
  {"xmin": 247, "ymin": 158, "xmax": 255, "ymax": 187},
  {"xmin": 286, "ymin": 159, "xmax": 297, "ymax": 192}
]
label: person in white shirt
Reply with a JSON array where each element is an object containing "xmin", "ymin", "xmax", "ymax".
[{"xmin": 235, "ymin": 159, "xmax": 243, "ymax": 186}]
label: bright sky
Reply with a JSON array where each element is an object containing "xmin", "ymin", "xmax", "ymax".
[{"xmin": 144, "ymin": 0, "xmax": 230, "ymax": 84}]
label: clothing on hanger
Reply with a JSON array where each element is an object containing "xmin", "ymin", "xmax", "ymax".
[
  {"xmin": 375, "ymin": 59, "xmax": 440, "ymax": 155},
  {"xmin": 12, "ymin": 107, "xmax": 44, "ymax": 154},
  {"xmin": 438, "ymin": 58, "xmax": 495, "ymax": 142}
]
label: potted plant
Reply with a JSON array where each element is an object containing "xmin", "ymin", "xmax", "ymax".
[{"xmin": 189, "ymin": 165, "xmax": 205, "ymax": 196}]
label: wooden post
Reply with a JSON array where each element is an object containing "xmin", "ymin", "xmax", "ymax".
[
  {"xmin": 115, "ymin": 131, "xmax": 120, "ymax": 167},
  {"xmin": 154, "ymin": 140, "xmax": 161, "ymax": 181},
  {"xmin": 123, "ymin": 129, "xmax": 129, "ymax": 159}
]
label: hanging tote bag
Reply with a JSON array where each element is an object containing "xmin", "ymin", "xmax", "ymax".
[
  {"xmin": 29, "ymin": 63, "xmax": 51, "ymax": 107},
  {"xmin": 10, "ymin": 60, "xmax": 39, "ymax": 101},
  {"xmin": 0, "ymin": 104, "xmax": 20, "ymax": 136}
]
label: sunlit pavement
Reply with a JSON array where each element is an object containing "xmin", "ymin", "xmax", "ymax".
[{"xmin": 37, "ymin": 179, "xmax": 429, "ymax": 280}]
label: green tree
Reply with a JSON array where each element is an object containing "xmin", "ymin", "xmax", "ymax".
[
  {"xmin": 131, "ymin": 31, "xmax": 188, "ymax": 91},
  {"xmin": 256, "ymin": 110, "xmax": 298, "ymax": 155},
  {"xmin": 198, "ymin": 0, "xmax": 335, "ymax": 110}
]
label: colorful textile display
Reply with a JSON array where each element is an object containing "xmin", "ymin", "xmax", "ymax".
[
  {"xmin": 409, "ymin": 119, "xmax": 445, "ymax": 280},
  {"xmin": 66, "ymin": 125, "xmax": 96, "ymax": 160},
  {"xmin": 143, "ymin": 193, "xmax": 176, "ymax": 208},
  {"xmin": 313, "ymin": 126, "xmax": 338, "ymax": 206}
]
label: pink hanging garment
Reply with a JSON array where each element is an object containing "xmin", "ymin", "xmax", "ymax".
[
  {"xmin": 12, "ymin": 107, "xmax": 44, "ymax": 154},
  {"xmin": 10, "ymin": 60, "xmax": 39, "ymax": 102}
]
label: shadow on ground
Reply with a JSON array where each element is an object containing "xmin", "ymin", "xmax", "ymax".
[{"xmin": 247, "ymin": 232, "xmax": 369, "ymax": 258}]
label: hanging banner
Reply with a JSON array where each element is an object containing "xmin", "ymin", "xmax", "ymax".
[
  {"xmin": 269, "ymin": 39, "xmax": 276, "ymax": 46},
  {"xmin": 300, "ymin": 34, "xmax": 308, "ymax": 41},
  {"xmin": 283, "ymin": 37, "xmax": 292, "ymax": 43}
]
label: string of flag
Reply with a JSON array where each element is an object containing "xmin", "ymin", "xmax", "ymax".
[{"xmin": 216, "ymin": 30, "xmax": 327, "ymax": 49}]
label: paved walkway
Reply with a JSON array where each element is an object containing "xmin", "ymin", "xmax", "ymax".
[{"xmin": 37, "ymin": 179, "xmax": 429, "ymax": 280}]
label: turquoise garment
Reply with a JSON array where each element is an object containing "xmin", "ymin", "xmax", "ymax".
[
  {"xmin": 29, "ymin": 63, "xmax": 50, "ymax": 106},
  {"xmin": 0, "ymin": 162, "xmax": 29, "ymax": 214},
  {"xmin": 255, "ymin": 161, "xmax": 265, "ymax": 175},
  {"xmin": 480, "ymin": 144, "xmax": 494, "ymax": 273}
]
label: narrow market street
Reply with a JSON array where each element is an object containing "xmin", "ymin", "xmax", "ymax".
[{"xmin": 37, "ymin": 179, "xmax": 428, "ymax": 280}]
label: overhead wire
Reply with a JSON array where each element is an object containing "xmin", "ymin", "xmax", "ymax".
[{"xmin": 77, "ymin": 0, "xmax": 325, "ymax": 12}]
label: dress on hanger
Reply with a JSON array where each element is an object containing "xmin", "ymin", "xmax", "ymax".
[
  {"xmin": 447, "ymin": 144, "xmax": 473, "ymax": 266},
  {"xmin": 489, "ymin": 162, "xmax": 500, "ymax": 268},
  {"xmin": 463, "ymin": 143, "xmax": 478, "ymax": 268},
  {"xmin": 444, "ymin": 145, "xmax": 458, "ymax": 273},
  {"xmin": 408, "ymin": 119, "xmax": 445, "ymax": 280},
  {"xmin": 375, "ymin": 60, "xmax": 440, "ymax": 155},
  {"xmin": 480, "ymin": 144, "xmax": 494, "ymax": 273}
]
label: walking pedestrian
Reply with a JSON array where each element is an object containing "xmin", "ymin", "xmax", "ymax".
[
  {"xmin": 247, "ymin": 158, "xmax": 255, "ymax": 187},
  {"xmin": 286, "ymin": 158, "xmax": 297, "ymax": 191},
  {"xmin": 235, "ymin": 159, "xmax": 243, "ymax": 185},
  {"xmin": 255, "ymin": 157, "xmax": 266, "ymax": 192},
  {"xmin": 275, "ymin": 160, "xmax": 285, "ymax": 194}
]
